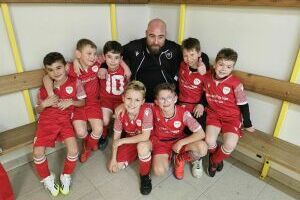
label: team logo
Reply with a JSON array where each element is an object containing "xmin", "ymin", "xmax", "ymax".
[
  {"xmin": 222, "ymin": 87, "xmax": 231, "ymax": 95},
  {"xmin": 92, "ymin": 65, "xmax": 98, "ymax": 72},
  {"xmin": 174, "ymin": 121, "xmax": 181, "ymax": 128},
  {"xmin": 65, "ymin": 86, "xmax": 73, "ymax": 94},
  {"xmin": 136, "ymin": 120, "xmax": 142, "ymax": 126},
  {"xmin": 166, "ymin": 52, "xmax": 173, "ymax": 59},
  {"xmin": 193, "ymin": 78, "xmax": 201, "ymax": 85}
]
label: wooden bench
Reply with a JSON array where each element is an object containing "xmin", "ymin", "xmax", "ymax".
[{"xmin": 0, "ymin": 69, "xmax": 44, "ymax": 155}]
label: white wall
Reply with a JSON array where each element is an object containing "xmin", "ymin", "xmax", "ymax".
[{"xmin": 0, "ymin": 4, "xmax": 299, "ymax": 146}]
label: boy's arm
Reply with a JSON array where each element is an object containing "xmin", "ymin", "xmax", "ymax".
[
  {"xmin": 36, "ymin": 95, "xmax": 58, "ymax": 113},
  {"xmin": 72, "ymin": 59, "xmax": 82, "ymax": 76},
  {"xmin": 239, "ymin": 103, "xmax": 255, "ymax": 132},
  {"xmin": 57, "ymin": 98, "xmax": 85, "ymax": 110},
  {"xmin": 118, "ymin": 129, "xmax": 151, "ymax": 145},
  {"xmin": 120, "ymin": 60, "xmax": 131, "ymax": 80},
  {"xmin": 108, "ymin": 131, "xmax": 122, "ymax": 173},
  {"xmin": 42, "ymin": 75, "xmax": 55, "ymax": 96}
]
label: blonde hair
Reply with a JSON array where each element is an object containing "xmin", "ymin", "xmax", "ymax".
[{"xmin": 124, "ymin": 81, "xmax": 146, "ymax": 99}]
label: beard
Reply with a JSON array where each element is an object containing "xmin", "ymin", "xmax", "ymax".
[{"xmin": 147, "ymin": 44, "xmax": 161, "ymax": 55}]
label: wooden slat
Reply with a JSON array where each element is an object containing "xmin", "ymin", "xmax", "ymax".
[
  {"xmin": 0, "ymin": 69, "xmax": 44, "ymax": 95},
  {"xmin": 0, "ymin": 122, "xmax": 36, "ymax": 155},
  {"xmin": 239, "ymin": 130, "xmax": 300, "ymax": 173},
  {"xmin": 0, "ymin": 0, "xmax": 148, "ymax": 3},
  {"xmin": 149, "ymin": 0, "xmax": 300, "ymax": 7},
  {"xmin": 233, "ymin": 70, "xmax": 300, "ymax": 105}
]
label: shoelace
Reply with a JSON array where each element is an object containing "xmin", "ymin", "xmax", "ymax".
[
  {"xmin": 195, "ymin": 162, "xmax": 202, "ymax": 169},
  {"xmin": 61, "ymin": 175, "xmax": 71, "ymax": 188}
]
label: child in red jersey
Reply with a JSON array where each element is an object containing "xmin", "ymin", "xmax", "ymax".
[
  {"xmin": 107, "ymin": 81, "xmax": 153, "ymax": 195},
  {"xmin": 43, "ymin": 39, "xmax": 103, "ymax": 163},
  {"xmin": 203, "ymin": 48, "xmax": 255, "ymax": 177},
  {"xmin": 0, "ymin": 163, "xmax": 14, "ymax": 200},
  {"xmin": 98, "ymin": 41, "xmax": 128, "ymax": 150},
  {"xmin": 34, "ymin": 52, "xmax": 86, "ymax": 196}
]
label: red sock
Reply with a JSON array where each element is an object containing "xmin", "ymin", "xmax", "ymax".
[
  {"xmin": 34, "ymin": 156, "xmax": 50, "ymax": 179},
  {"xmin": 102, "ymin": 126, "xmax": 108, "ymax": 138},
  {"xmin": 139, "ymin": 153, "xmax": 151, "ymax": 176},
  {"xmin": 0, "ymin": 163, "xmax": 14, "ymax": 200},
  {"xmin": 211, "ymin": 145, "xmax": 231, "ymax": 164},
  {"xmin": 208, "ymin": 143, "xmax": 217, "ymax": 154},
  {"xmin": 87, "ymin": 133, "xmax": 99, "ymax": 150},
  {"xmin": 62, "ymin": 155, "xmax": 78, "ymax": 175},
  {"xmin": 177, "ymin": 151, "xmax": 194, "ymax": 162}
]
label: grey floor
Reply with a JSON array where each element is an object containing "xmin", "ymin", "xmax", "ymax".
[{"xmin": 8, "ymin": 146, "xmax": 299, "ymax": 200}]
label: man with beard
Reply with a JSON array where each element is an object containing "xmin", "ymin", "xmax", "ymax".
[{"xmin": 122, "ymin": 19, "xmax": 183, "ymax": 102}]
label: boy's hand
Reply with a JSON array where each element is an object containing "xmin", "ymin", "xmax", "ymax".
[
  {"xmin": 97, "ymin": 54, "xmax": 105, "ymax": 64},
  {"xmin": 172, "ymin": 140, "xmax": 184, "ymax": 154},
  {"xmin": 57, "ymin": 99, "xmax": 73, "ymax": 110},
  {"xmin": 197, "ymin": 58, "xmax": 207, "ymax": 75},
  {"xmin": 72, "ymin": 59, "xmax": 82, "ymax": 76},
  {"xmin": 193, "ymin": 104, "xmax": 204, "ymax": 118},
  {"xmin": 41, "ymin": 95, "xmax": 59, "ymax": 108},
  {"xmin": 107, "ymin": 159, "xmax": 118, "ymax": 173},
  {"xmin": 115, "ymin": 103, "xmax": 126, "ymax": 118},
  {"xmin": 98, "ymin": 68, "xmax": 107, "ymax": 79},
  {"xmin": 245, "ymin": 126, "xmax": 255, "ymax": 133}
]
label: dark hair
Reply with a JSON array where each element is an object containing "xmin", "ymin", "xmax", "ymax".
[
  {"xmin": 154, "ymin": 83, "xmax": 176, "ymax": 97},
  {"xmin": 181, "ymin": 37, "xmax": 201, "ymax": 52},
  {"xmin": 43, "ymin": 52, "xmax": 66, "ymax": 66},
  {"xmin": 103, "ymin": 40, "xmax": 123, "ymax": 55},
  {"xmin": 215, "ymin": 48, "xmax": 238, "ymax": 63},
  {"xmin": 76, "ymin": 38, "xmax": 97, "ymax": 51}
]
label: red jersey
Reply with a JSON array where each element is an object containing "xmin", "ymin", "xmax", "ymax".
[
  {"xmin": 203, "ymin": 72, "xmax": 247, "ymax": 118},
  {"xmin": 37, "ymin": 77, "xmax": 86, "ymax": 121},
  {"xmin": 114, "ymin": 104, "xmax": 153, "ymax": 137},
  {"xmin": 67, "ymin": 62, "xmax": 100, "ymax": 104},
  {"xmin": 152, "ymin": 105, "xmax": 201, "ymax": 141},
  {"xmin": 178, "ymin": 61, "xmax": 205, "ymax": 104},
  {"xmin": 99, "ymin": 66, "xmax": 126, "ymax": 101}
]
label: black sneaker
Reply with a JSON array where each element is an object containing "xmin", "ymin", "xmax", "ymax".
[
  {"xmin": 216, "ymin": 161, "xmax": 223, "ymax": 172},
  {"xmin": 207, "ymin": 156, "xmax": 217, "ymax": 177},
  {"xmin": 140, "ymin": 174, "xmax": 152, "ymax": 195},
  {"xmin": 98, "ymin": 136, "xmax": 108, "ymax": 151}
]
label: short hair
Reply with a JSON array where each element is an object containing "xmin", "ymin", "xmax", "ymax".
[
  {"xmin": 103, "ymin": 40, "xmax": 123, "ymax": 55},
  {"xmin": 215, "ymin": 48, "xmax": 238, "ymax": 63},
  {"xmin": 154, "ymin": 83, "xmax": 176, "ymax": 97},
  {"xmin": 43, "ymin": 52, "xmax": 66, "ymax": 66},
  {"xmin": 181, "ymin": 37, "xmax": 201, "ymax": 52},
  {"xmin": 76, "ymin": 38, "xmax": 97, "ymax": 51},
  {"xmin": 124, "ymin": 80, "xmax": 146, "ymax": 99}
]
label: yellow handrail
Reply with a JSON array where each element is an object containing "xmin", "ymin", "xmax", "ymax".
[
  {"xmin": 177, "ymin": 4, "xmax": 186, "ymax": 45},
  {"xmin": 1, "ymin": 3, "xmax": 35, "ymax": 123},
  {"xmin": 110, "ymin": 4, "xmax": 118, "ymax": 40}
]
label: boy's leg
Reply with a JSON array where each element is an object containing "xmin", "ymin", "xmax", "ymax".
[
  {"xmin": 87, "ymin": 118, "xmax": 103, "ymax": 149},
  {"xmin": 98, "ymin": 108, "xmax": 112, "ymax": 150},
  {"xmin": 73, "ymin": 120, "xmax": 91, "ymax": 163},
  {"xmin": 137, "ymin": 141, "xmax": 152, "ymax": 195},
  {"xmin": 0, "ymin": 164, "xmax": 14, "ymax": 200},
  {"xmin": 152, "ymin": 154, "xmax": 170, "ymax": 177}
]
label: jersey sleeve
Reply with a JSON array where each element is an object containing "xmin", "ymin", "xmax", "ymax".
[
  {"xmin": 234, "ymin": 83, "xmax": 248, "ymax": 105},
  {"xmin": 113, "ymin": 114, "xmax": 123, "ymax": 134},
  {"xmin": 183, "ymin": 111, "xmax": 202, "ymax": 133},
  {"xmin": 142, "ymin": 107, "xmax": 153, "ymax": 131},
  {"xmin": 75, "ymin": 79, "xmax": 87, "ymax": 100}
]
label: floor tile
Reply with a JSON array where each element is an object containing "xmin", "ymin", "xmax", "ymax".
[
  {"xmin": 78, "ymin": 190, "xmax": 105, "ymax": 200},
  {"xmin": 255, "ymin": 184, "xmax": 298, "ymax": 200},
  {"xmin": 16, "ymin": 187, "xmax": 52, "ymax": 200}
]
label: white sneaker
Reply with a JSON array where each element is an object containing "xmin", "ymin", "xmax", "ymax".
[
  {"xmin": 192, "ymin": 159, "xmax": 203, "ymax": 178},
  {"xmin": 60, "ymin": 174, "xmax": 72, "ymax": 195},
  {"xmin": 41, "ymin": 173, "xmax": 60, "ymax": 197}
]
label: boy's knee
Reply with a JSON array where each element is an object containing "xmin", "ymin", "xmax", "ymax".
[
  {"xmin": 137, "ymin": 142, "xmax": 150, "ymax": 155},
  {"xmin": 76, "ymin": 128, "xmax": 88, "ymax": 139},
  {"xmin": 222, "ymin": 143, "xmax": 236, "ymax": 153},
  {"xmin": 67, "ymin": 147, "xmax": 78, "ymax": 157},
  {"xmin": 153, "ymin": 166, "xmax": 167, "ymax": 177},
  {"xmin": 197, "ymin": 141, "xmax": 208, "ymax": 156},
  {"xmin": 33, "ymin": 149, "xmax": 45, "ymax": 159},
  {"xmin": 205, "ymin": 137, "xmax": 216, "ymax": 146}
]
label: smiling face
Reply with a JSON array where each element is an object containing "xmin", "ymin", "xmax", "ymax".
[
  {"xmin": 214, "ymin": 59, "xmax": 235, "ymax": 79},
  {"xmin": 77, "ymin": 45, "xmax": 97, "ymax": 68},
  {"xmin": 155, "ymin": 89, "xmax": 177, "ymax": 115},
  {"xmin": 123, "ymin": 89, "xmax": 145, "ymax": 115},
  {"xmin": 104, "ymin": 51, "xmax": 122, "ymax": 71},
  {"xmin": 45, "ymin": 61, "xmax": 67, "ymax": 82},
  {"xmin": 183, "ymin": 48, "xmax": 201, "ymax": 69}
]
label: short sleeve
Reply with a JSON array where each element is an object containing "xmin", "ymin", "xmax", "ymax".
[
  {"xmin": 75, "ymin": 79, "xmax": 87, "ymax": 99},
  {"xmin": 183, "ymin": 111, "xmax": 202, "ymax": 133},
  {"xmin": 142, "ymin": 107, "xmax": 153, "ymax": 131}
]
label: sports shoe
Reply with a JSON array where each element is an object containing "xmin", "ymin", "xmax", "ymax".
[
  {"xmin": 191, "ymin": 159, "xmax": 203, "ymax": 178},
  {"xmin": 80, "ymin": 141, "xmax": 91, "ymax": 163},
  {"xmin": 98, "ymin": 136, "xmax": 108, "ymax": 151},
  {"xmin": 41, "ymin": 173, "xmax": 59, "ymax": 197},
  {"xmin": 174, "ymin": 154, "xmax": 185, "ymax": 180},
  {"xmin": 140, "ymin": 174, "xmax": 152, "ymax": 195},
  {"xmin": 217, "ymin": 160, "xmax": 223, "ymax": 172},
  {"xmin": 60, "ymin": 174, "xmax": 72, "ymax": 195},
  {"xmin": 207, "ymin": 156, "xmax": 217, "ymax": 177}
]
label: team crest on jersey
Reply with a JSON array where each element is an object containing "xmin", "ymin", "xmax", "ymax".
[
  {"xmin": 65, "ymin": 86, "xmax": 73, "ymax": 94},
  {"xmin": 193, "ymin": 78, "xmax": 201, "ymax": 85},
  {"xmin": 174, "ymin": 121, "xmax": 181, "ymax": 128},
  {"xmin": 136, "ymin": 120, "xmax": 142, "ymax": 126},
  {"xmin": 166, "ymin": 52, "xmax": 173, "ymax": 59},
  {"xmin": 92, "ymin": 65, "xmax": 98, "ymax": 72},
  {"xmin": 222, "ymin": 87, "xmax": 231, "ymax": 95}
]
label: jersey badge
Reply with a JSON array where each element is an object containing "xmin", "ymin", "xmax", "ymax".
[
  {"xmin": 65, "ymin": 86, "xmax": 73, "ymax": 94},
  {"xmin": 222, "ymin": 87, "xmax": 231, "ymax": 95},
  {"xmin": 193, "ymin": 78, "xmax": 201, "ymax": 85},
  {"xmin": 92, "ymin": 65, "xmax": 98, "ymax": 72},
  {"xmin": 136, "ymin": 120, "xmax": 142, "ymax": 126},
  {"xmin": 174, "ymin": 121, "xmax": 181, "ymax": 128}
]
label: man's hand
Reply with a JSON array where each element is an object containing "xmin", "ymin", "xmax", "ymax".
[
  {"xmin": 193, "ymin": 104, "xmax": 204, "ymax": 118},
  {"xmin": 57, "ymin": 99, "xmax": 73, "ymax": 110}
]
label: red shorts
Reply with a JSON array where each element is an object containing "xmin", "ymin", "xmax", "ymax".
[
  {"xmin": 116, "ymin": 143, "xmax": 137, "ymax": 164},
  {"xmin": 34, "ymin": 119, "xmax": 75, "ymax": 147},
  {"xmin": 100, "ymin": 97, "xmax": 122, "ymax": 112},
  {"xmin": 150, "ymin": 136, "xmax": 182, "ymax": 159},
  {"xmin": 73, "ymin": 102, "xmax": 102, "ymax": 121},
  {"xmin": 206, "ymin": 110, "xmax": 242, "ymax": 137}
]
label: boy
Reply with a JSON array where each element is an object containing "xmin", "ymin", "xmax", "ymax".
[
  {"xmin": 139, "ymin": 83, "xmax": 207, "ymax": 183},
  {"xmin": 107, "ymin": 81, "xmax": 153, "ymax": 195},
  {"xmin": 203, "ymin": 48, "xmax": 255, "ymax": 177},
  {"xmin": 98, "ymin": 41, "xmax": 128, "ymax": 150},
  {"xmin": 34, "ymin": 52, "xmax": 86, "ymax": 196},
  {"xmin": 44, "ymin": 39, "xmax": 103, "ymax": 163},
  {"xmin": 178, "ymin": 38, "xmax": 209, "ymax": 178}
]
